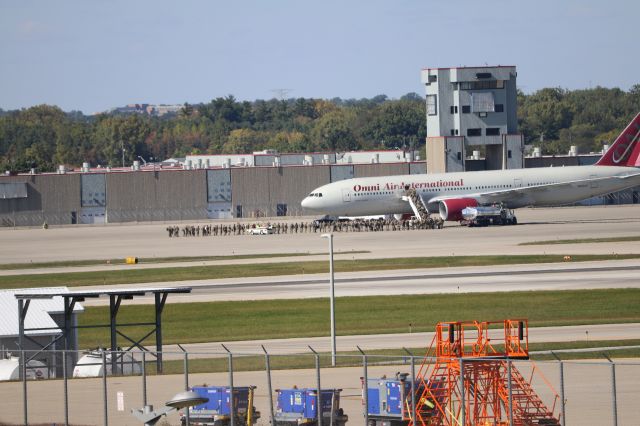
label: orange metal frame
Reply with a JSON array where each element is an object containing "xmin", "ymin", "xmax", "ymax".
[{"xmin": 408, "ymin": 319, "xmax": 560, "ymax": 426}]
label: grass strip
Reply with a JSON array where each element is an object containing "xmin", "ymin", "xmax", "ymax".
[
  {"xmin": 519, "ymin": 236, "xmax": 640, "ymax": 246},
  {"xmin": 2, "ymin": 253, "xmax": 639, "ymax": 289},
  {"xmin": 78, "ymin": 288, "xmax": 640, "ymax": 348},
  {"xmin": 144, "ymin": 340, "xmax": 640, "ymax": 375},
  {"xmin": 0, "ymin": 251, "xmax": 370, "ymax": 271}
]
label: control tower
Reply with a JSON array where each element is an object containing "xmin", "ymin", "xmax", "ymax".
[{"xmin": 421, "ymin": 66, "xmax": 523, "ymax": 173}]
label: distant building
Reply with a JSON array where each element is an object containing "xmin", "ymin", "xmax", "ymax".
[
  {"xmin": 421, "ymin": 65, "xmax": 523, "ymax": 173},
  {"xmin": 102, "ymin": 103, "xmax": 183, "ymax": 117},
  {"xmin": 0, "ymin": 146, "xmax": 637, "ymax": 226}
]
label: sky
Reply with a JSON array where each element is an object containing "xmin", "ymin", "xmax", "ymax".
[{"xmin": 1, "ymin": 0, "xmax": 638, "ymax": 114}]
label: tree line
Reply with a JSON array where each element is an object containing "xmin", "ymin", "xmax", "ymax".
[{"xmin": 1, "ymin": 86, "xmax": 638, "ymax": 173}]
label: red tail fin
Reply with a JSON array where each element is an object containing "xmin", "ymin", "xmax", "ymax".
[{"xmin": 596, "ymin": 112, "xmax": 640, "ymax": 166}]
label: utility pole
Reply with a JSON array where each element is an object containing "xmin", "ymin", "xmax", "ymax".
[{"xmin": 321, "ymin": 233, "xmax": 336, "ymax": 366}]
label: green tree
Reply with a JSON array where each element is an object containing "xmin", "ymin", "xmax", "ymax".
[
  {"xmin": 311, "ymin": 109, "xmax": 359, "ymax": 151},
  {"xmin": 362, "ymin": 100, "xmax": 426, "ymax": 148},
  {"xmin": 519, "ymin": 88, "xmax": 573, "ymax": 146},
  {"xmin": 222, "ymin": 128, "xmax": 268, "ymax": 154}
]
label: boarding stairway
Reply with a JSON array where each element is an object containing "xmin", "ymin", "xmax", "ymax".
[
  {"xmin": 402, "ymin": 188, "xmax": 431, "ymax": 222},
  {"xmin": 412, "ymin": 360, "xmax": 561, "ymax": 426},
  {"xmin": 409, "ymin": 320, "xmax": 562, "ymax": 426},
  {"xmin": 495, "ymin": 361, "xmax": 561, "ymax": 426}
]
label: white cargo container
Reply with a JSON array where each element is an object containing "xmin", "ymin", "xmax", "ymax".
[
  {"xmin": 73, "ymin": 350, "xmax": 141, "ymax": 378},
  {"xmin": 0, "ymin": 356, "xmax": 49, "ymax": 381}
]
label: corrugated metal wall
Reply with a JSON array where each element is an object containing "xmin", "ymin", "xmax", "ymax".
[
  {"xmin": 106, "ymin": 170, "xmax": 207, "ymax": 222},
  {"xmin": 0, "ymin": 174, "xmax": 81, "ymax": 226},
  {"xmin": 354, "ymin": 163, "xmax": 410, "ymax": 177},
  {"xmin": 409, "ymin": 162, "xmax": 427, "ymax": 174},
  {"xmin": 524, "ymin": 157, "xmax": 580, "ymax": 168},
  {"xmin": 330, "ymin": 165, "xmax": 355, "ymax": 182},
  {"xmin": 1, "ymin": 158, "xmax": 636, "ymax": 227},
  {"xmin": 81, "ymin": 174, "xmax": 106, "ymax": 207},
  {"xmin": 231, "ymin": 166, "xmax": 330, "ymax": 217}
]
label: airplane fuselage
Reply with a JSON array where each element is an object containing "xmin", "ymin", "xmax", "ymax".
[{"xmin": 301, "ymin": 165, "xmax": 640, "ymax": 217}]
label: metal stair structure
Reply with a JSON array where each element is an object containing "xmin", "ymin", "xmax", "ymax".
[
  {"xmin": 408, "ymin": 320, "xmax": 562, "ymax": 426},
  {"xmin": 402, "ymin": 188, "xmax": 431, "ymax": 221},
  {"xmin": 496, "ymin": 361, "xmax": 561, "ymax": 426}
]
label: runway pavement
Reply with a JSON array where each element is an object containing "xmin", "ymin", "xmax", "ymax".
[
  {"xmin": 1, "ymin": 205, "xmax": 639, "ymax": 265},
  {"xmin": 76, "ymin": 258, "xmax": 640, "ymax": 305}
]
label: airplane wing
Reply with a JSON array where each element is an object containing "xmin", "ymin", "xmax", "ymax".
[{"xmin": 426, "ymin": 173, "xmax": 640, "ymax": 206}]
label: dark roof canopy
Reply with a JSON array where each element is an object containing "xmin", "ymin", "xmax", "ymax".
[{"xmin": 15, "ymin": 287, "xmax": 192, "ymax": 300}]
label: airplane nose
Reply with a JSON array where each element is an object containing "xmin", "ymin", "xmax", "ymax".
[{"xmin": 301, "ymin": 197, "xmax": 311, "ymax": 208}]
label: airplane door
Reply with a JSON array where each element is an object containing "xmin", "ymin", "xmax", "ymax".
[
  {"xmin": 514, "ymin": 178, "xmax": 522, "ymax": 188},
  {"xmin": 590, "ymin": 174, "xmax": 599, "ymax": 189},
  {"xmin": 342, "ymin": 188, "xmax": 351, "ymax": 202}
]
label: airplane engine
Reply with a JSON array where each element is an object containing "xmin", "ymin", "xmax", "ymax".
[{"xmin": 439, "ymin": 198, "xmax": 478, "ymax": 221}]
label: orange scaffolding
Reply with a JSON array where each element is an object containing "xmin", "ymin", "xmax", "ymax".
[{"xmin": 409, "ymin": 319, "xmax": 561, "ymax": 426}]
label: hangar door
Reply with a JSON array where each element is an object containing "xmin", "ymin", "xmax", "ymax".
[
  {"xmin": 80, "ymin": 174, "xmax": 106, "ymax": 224},
  {"xmin": 207, "ymin": 169, "xmax": 232, "ymax": 219}
]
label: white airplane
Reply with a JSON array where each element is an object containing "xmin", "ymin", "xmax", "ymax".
[{"xmin": 301, "ymin": 113, "xmax": 640, "ymax": 222}]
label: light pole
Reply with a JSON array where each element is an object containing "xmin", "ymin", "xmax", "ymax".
[{"xmin": 321, "ymin": 233, "xmax": 336, "ymax": 367}]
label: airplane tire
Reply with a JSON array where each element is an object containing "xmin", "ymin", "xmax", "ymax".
[{"xmin": 512, "ymin": 217, "xmax": 518, "ymax": 225}]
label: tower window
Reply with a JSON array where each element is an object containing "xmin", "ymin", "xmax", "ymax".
[
  {"xmin": 426, "ymin": 95, "xmax": 437, "ymax": 116},
  {"xmin": 486, "ymin": 128, "xmax": 500, "ymax": 136},
  {"xmin": 495, "ymin": 104, "xmax": 504, "ymax": 112},
  {"xmin": 462, "ymin": 105, "xmax": 471, "ymax": 114},
  {"xmin": 467, "ymin": 128, "xmax": 481, "ymax": 137}
]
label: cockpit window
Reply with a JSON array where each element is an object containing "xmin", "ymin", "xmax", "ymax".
[{"xmin": 318, "ymin": 193, "xmax": 323, "ymax": 197}]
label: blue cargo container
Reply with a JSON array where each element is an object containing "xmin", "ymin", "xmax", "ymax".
[
  {"xmin": 363, "ymin": 374, "xmax": 441, "ymax": 426},
  {"xmin": 363, "ymin": 375, "xmax": 415, "ymax": 426},
  {"xmin": 275, "ymin": 388, "xmax": 348, "ymax": 425},
  {"xmin": 181, "ymin": 386, "xmax": 259, "ymax": 425}
]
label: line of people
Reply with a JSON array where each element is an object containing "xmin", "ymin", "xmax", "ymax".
[{"xmin": 166, "ymin": 217, "xmax": 443, "ymax": 238}]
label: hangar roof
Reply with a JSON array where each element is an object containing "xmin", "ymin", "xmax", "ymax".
[
  {"xmin": 0, "ymin": 287, "xmax": 84, "ymax": 338},
  {"xmin": 13, "ymin": 287, "xmax": 192, "ymax": 300}
]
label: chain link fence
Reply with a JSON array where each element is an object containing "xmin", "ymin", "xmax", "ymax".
[{"xmin": 0, "ymin": 349, "xmax": 638, "ymax": 425}]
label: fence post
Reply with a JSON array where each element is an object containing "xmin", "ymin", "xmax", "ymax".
[
  {"xmin": 604, "ymin": 354, "xmax": 618, "ymax": 426},
  {"xmin": 308, "ymin": 346, "xmax": 323, "ymax": 426},
  {"xmin": 459, "ymin": 358, "xmax": 465, "ymax": 425},
  {"xmin": 262, "ymin": 345, "xmax": 276, "ymax": 425},
  {"xmin": 63, "ymin": 351, "xmax": 69, "ymax": 426},
  {"xmin": 551, "ymin": 353, "xmax": 566, "ymax": 426},
  {"xmin": 222, "ymin": 344, "xmax": 235, "ymax": 426},
  {"xmin": 358, "ymin": 347, "xmax": 368, "ymax": 426},
  {"xmin": 102, "ymin": 351, "xmax": 108, "ymax": 426},
  {"xmin": 403, "ymin": 348, "xmax": 417, "ymax": 424},
  {"xmin": 22, "ymin": 349, "xmax": 28, "ymax": 426},
  {"xmin": 18, "ymin": 299, "xmax": 28, "ymax": 426},
  {"xmin": 141, "ymin": 351, "xmax": 147, "ymax": 407},
  {"xmin": 507, "ymin": 360, "xmax": 513, "ymax": 426},
  {"xmin": 184, "ymin": 351, "xmax": 190, "ymax": 426}
]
